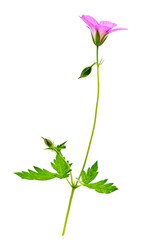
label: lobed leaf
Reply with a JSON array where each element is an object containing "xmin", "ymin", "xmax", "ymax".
[
  {"xmin": 81, "ymin": 179, "xmax": 118, "ymax": 194},
  {"xmin": 51, "ymin": 153, "xmax": 72, "ymax": 179},
  {"xmin": 14, "ymin": 138, "xmax": 72, "ymax": 181},
  {"xmin": 80, "ymin": 161, "xmax": 118, "ymax": 194},
  {"xmin": 57, "ymin": 141, "xmax": 67, "ymax": 151},
  {"xmin": 14, "ymin": 166, "xmax": 58, "ymax": 181},
  {"xmin": 81, "ymin": 161, "xmax": 98, "ymax": 184}
]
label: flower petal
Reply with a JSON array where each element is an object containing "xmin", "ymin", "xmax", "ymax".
[
  {"xmin": 99, "ymin": 21, "xmax": 117, "ymax": 28},
  {"xmin": 108, "ymin": 27, "xmax": 128, "ymax": 34},
  {"xmin": 97, "ymin": 25, "xmax": 109, "ymax": 38},
  {"xmin": 80, "ymin": 15, "xmax": 128, "ymax": 45},
  {"xmin": 98, "ymin": 21, "xmax": 118, "ymax": 38},
  {"xmin": 80, "ymin": 15, "xmax": 98, "ymax": 26},
  {"xmin": 80, "ymin": 15, "xmax": 98, "ymax": 37}
]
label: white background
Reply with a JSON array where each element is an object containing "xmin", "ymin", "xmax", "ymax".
[{"xmin": 0, "ymin": 0, "xmax": 160, "ymax": 239}]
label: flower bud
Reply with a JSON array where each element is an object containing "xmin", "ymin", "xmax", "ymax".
[
  {"xmin": 42, "ymin": 137, "xmax": 53, "ymax": 147},
  {"xmin": 78, "ymin": 66, "xmax": 92, "ymax": 79},
  {"xmin": 78, "ymin": 63, "xmax": 96, "ymax": 79}
]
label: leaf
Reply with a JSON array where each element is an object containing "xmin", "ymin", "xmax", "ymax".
[
  {"xmin": 15, "ymin": 137, "xmax": 72, "ymax": 180},
  {"xmin": 14, "ymin": 166, "xmax": 58, "ymax": 181},
  {"xmin": 14, "ymin": 139, "xmax": 72, "ymax": 181},
  {"xmin": 51, "ymin": 153, "xmax": 72, "ymax": 179},
  {"xmin": 81, "ymin": 161, "xmax": 98, "ymax": 184},
  {"xmin": 80, "ymin": 161, "xmax": 118, "ymax": 194},
  {"xmin": 57, "ymin": 141, "xmax": 67, "ymax": 151},
  {"xmin": 81, "ymin": 179, "xmax": 118, "ymax": 194},
  {"xmin": 14, "ymin": 153, "xmax": 72, "ymax": 181},
  {"xmin": 82, "ymin": 180, "xmax": 118, "ymax": 194}
]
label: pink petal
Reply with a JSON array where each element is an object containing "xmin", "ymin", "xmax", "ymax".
[
  {"xmin": 80, "ymin": 15, "xmax": 98, "ymax": 26},
  {"xmin": 97, "ymin": 25, "xmax": 109, "ymax": 38},
  {"xmin": 99, "ymin": 21, "xmax": 117, "ymax": 28},
  {"xmin": 98, "ymin": 21, "xmax": 118, "ymax": 38},
  {"xmin": 80, "ymin": 15, "xmax": 98, "ymax": 37},
  {"xmin": 108, "ymin": 27, "xmax": 128, "ymax": 34},
  {"xmin": 80, "ymin": 15, "xmax": 128, "ymax": 40}
]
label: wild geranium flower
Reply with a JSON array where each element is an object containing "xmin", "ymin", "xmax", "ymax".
[
  {"xmin": 80, "ymin": 15, "xmax": 128, "ymax": 46},
  {"xmin": 15, "ymin": 15, "xmax": 127, "ymax": 237}
]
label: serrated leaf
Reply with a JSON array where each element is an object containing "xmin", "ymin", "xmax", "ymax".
[
  {"xmin": 67, "ymin": 160, "xmax": 72, "ymax": 167},
  {"xmin": 81, "ymin": 179, "xmax": 118, "ymax": 194},
  {"xmin": 57, "ymin": 141, "xmax": 67, "ymax": 151},
  {"xmin": 14, "ymin": 166, "xmax": 58, "ymax": 181},
  {"xmin": 86, "ymin": 179, "xmax": 108, "ymax": 188},
  {"xmin": 14, "ymin": 139, "xmax": 72, "ymax": 181},
  {"xmin": 51, "ymin": 153, "xmax": 72, "ymax": 179},
  {"xmin": 80, "ymin": 161, "xmax": 118, "ymax": 194},
  {"xmin": 81, "ymin": 161, "xmax": 98, "ymax": 184}
]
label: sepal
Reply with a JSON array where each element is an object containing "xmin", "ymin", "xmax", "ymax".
[{"xmin": 89, "ymin": 29, "xmax": 108, "ymax": 46}]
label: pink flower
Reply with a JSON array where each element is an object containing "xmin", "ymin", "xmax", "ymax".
[{"xmin": 80, "ymin": 15, "xmax": 128, "ymax": 46}]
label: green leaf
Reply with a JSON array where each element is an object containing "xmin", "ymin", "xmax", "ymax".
[
  {"xmin": 14, "ymin": 138, "xmax": 72, "ymax": 181},
  {"xmin": 80, "ymin": 161, "xmax": 118, "ymax": 194},
  {"xmin": 57, "ymin": 141, "xmax": 67, "ymax": 151},
  {"xmin": 14, "ymin": 166, "xmax": 58, "ymax": 181},
  {"xmin": 51, "ymin": 153, "xmax": 72, "ymax": 179},
  {"xmin": 82, "ymin": 180, "xmax": 118, "ymax": 194},
  {"xmin": 81, "ymin": 161, "xmax": 98, "ymax": 184}
]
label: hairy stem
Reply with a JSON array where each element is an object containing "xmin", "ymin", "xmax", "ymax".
[
  {"xmin": 76, "ymin": 46, "xmax": 100, "ymax": 184},
  {"xmin": 62, "ymin": 46, "xmax": 100, "ymax": 236},
  {"xmin": 66, "ymin": 178, "xmax": 72, "ymax": 187},
  {"xmin": 62, "ymin": 187, "xmax": 75, "ymax": 236}
]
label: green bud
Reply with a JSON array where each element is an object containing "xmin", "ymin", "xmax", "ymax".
[
  {"xmin": 78, "ymin": 66, "xmax": 92, "ymax": 79},
  {"xmin": 78, "ymin": 63, "xmax": 96, "ymax": 79},
  {"xmin": 42, "ymin": 137, "xmax": 53, "ymax": 147}
]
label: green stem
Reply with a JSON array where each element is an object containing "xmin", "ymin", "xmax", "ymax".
[
  {"xmin": 66, "ymin": 178, "xmax": 72, "ymax": 187},
  {"xmin": 62, "ymin": 46, "xmax": 100, "ymax": 236},
  {"xmin": 62, "ymin": 187, "xmax": 75, "ymax": 236},
  {"xmin": 76, "ymin": 45, "xmax": 100, "ymax": 184}
]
